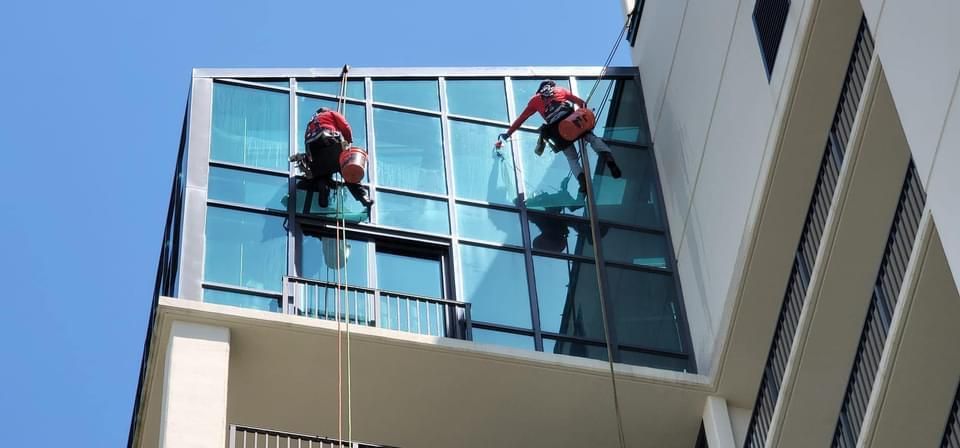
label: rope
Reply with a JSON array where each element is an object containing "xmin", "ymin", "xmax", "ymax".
[{"xmin": 333, "ymin": 64, "xmax": 354, "ymax": 447}]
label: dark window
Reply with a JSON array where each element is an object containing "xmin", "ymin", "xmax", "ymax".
[{"xmin": 753, "ymin": 0, "xmax": 791, "ymax": 78}]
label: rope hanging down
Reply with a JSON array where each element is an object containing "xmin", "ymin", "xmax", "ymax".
[{"xmin": 332, "ymin": 64, "xmax": 354, "ymax": 447}]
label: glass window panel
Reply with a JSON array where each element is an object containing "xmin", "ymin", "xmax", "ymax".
[
  {"xmin": 527, "ymin": 213, "xmax": 594, "ymax": 257},
  {"xmin": 446, "ymin": 79, "xmax": 508, "ymax": 121},
  {"xmin": 472, "ymin": 328, "xmax": 534, "ymax": 350},
  {"xmin": 297, "ymin": 96, "xmax": 367, "ymax": 152},
  {"xmin": 458, "ymin": 244, "xmax": 531, "ymax": 328},
  {"xmin": 376, "ymin": 251, "xmax": 442, "ymax": 298},
  {"xmin": 449, "ymin": 120, "xmax": 517, "ymax": 204},
  {"xmin": 532, "ymin": 256, "xmax": 605, "ymax": 340},
  {"xmin": 543, "ymin": 338, "xmax": 608, "ymax": 362},
  {"xmin": 576, "ymin": 78, "xmax": 650, "ymax": 145},
  {"xmin": 511, "ymin": 78, "xmax": 571, "ymax": 129},
  {"xmin": 593, "ymin": 145, "xmax": 662, "ymax": 228},
  {"xmin": 374, "ymin": 108, "xmax": 446, "ymax": 194},
  {"xmin": 618, "ymin": 348, "xmax": 690, "ymax": 372},
  {"xmin": 297, "ymin": 79, "xmax": 365, "ymax": 100},
  {"xmin": 376, "ymin": 191, "xmax": 450, "ymax": 234},
  {"xmin": 203, "ymin": 288, "xmax": 280, "ymax": 312},
  {"xmin": 601, "ymin": 227, "xmax": 668, "ymax": 268},
  {"xmin": 302, "ymin": 235, "xmax": 369, "ymax": 287},
  {"xmin": 211, "ymin": 83, "xmax": 289, "ymax": 171},
  {"xmin": 294, "ymin": 187, "xmax": 370, "ymax": 223},
  {"xmin": 517, "ymin": 130, "xmax": 594, "ymax": 217},
  {"xmin": 607, "ymin": 266, "xmax": 683, "ymax": 352},
  {"xmin": 204, "ymin": 207, "xmax": 287, "ymax": 292},
  {"xmin": 575, "ymin": 78, "xmax": 614, "ymax": 139},
  {"xmin": 255, "ymin": 80, "xmax": 289, "ymax": 88},
  {"xmin": 456, "ymin": 204, "xmax": 522, "ymax": 246},
  {"xmin": 373, "ymin": 79, "xmax": 440, "ymax": 111},
  {"xmin": 208, "ymin": 167, "xmax": 287, "ymax": 211}
]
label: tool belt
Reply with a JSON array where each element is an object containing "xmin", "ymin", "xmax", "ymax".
[{"xmin": 543, "ymin": 100, "xmax": 575, "ymax": 125}]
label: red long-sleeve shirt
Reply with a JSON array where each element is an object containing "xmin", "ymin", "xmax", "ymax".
[
  {"xmin": 308, "ymin": 110, "xmax": 354, "ymax": 143},
  {"xmin": 505, "ymin": 87, "xmax": 586, "ymax": 137}
]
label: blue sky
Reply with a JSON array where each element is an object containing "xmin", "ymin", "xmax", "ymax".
[{"xmin": 0, "ymin": 1, "xmax": 630, "ymax": 445}]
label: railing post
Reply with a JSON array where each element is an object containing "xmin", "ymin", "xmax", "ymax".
[
  {"xmin": 373, "ymin": 290, "xmax": 381, "ymax": 329},
  {"xmin": 464, "ymin": 303, "xmax": 473, "ymax": 341},
  {"xmin": 228, "ymin": 424, "xmax": 236, "ymax": 448}
]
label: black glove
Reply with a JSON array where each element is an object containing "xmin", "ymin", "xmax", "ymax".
[{"xmin": 498, "ymin": 132, "xmax": 510, "ymax": 141}]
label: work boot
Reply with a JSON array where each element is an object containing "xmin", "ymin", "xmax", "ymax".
[
  {"xmin": 600, "ymin": 153, "xmax": 622, "ymax": 179},
  {"xmin": 534, "ymin": 135, "xmax": 547, "ymax": 156}
]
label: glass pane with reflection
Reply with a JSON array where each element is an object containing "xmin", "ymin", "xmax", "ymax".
[
  {"xmin": 517, "ymin": 131, "xmax": 595, "ymax": 217},
  {"xmin": 449, "ymin": 120, "xmax": 516, "ymax": 205},
  {"xmin": 302, "ymin": 235, "xmax": 369, "ymax": 287},
  {"xmin": 472, "ymin": 328, "xmax": 534, "ymax": 350},
  {"xmin": 298, "ymin": 79, "xmax": 365, "ymax": 100},
  {"xmin": 607, "ymin": 266, "xmax": 683, "ymax": 352},
  {"xmin": 204, "ymin": 207, "xmax": 287, "ymax": 292},
  {"xmin": 543, "ymin": 338, "xmax": 608, "ymax": 362},
  {"xmin": 374, "ymin": 108, "xmax": 446, "ymax": 194},
  {"xmin": 458, "ymin": 244, "xmax": 530, "ymax": 328},
  {"xmin": 456, "ymin": 204, "xmax": 522, "ymax": 246},
  {"xmin": 211, "ymin": 83, "xmax": 289, "ymax": 171},
  {"xmin": 446, "ymin": 79, "xmax": 508, "ymax": 121},
  {"xmin": 376, "ymin": 191, "xmax": 450, "ymax": 235},
  {"xmin": 593, "ymin": 145, "xmax": 661, "ymax": 228},
  {"xmin": 208, "ymin": 167, "xmax": 288, "ymax": 211},
  {"xmin": 532, "ymin": 256, "xmax": 605, "ymax": 341},
  {"xmin": 601, "ymin": 227, "xmax": 668, "ymax": 269},
  {"xmin": 373, "ymin": 79, "xmax": 440, "ymax": 111},
  {"xmin": 527, "ymin": 212, "xmax": 594, "ymax": 257}
]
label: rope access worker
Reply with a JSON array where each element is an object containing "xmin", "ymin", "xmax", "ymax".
[
  {"xmin": 299, "ymin": 107, "xmax": 373, "ymax": 208},
  {"xmin": 498, "ymin": 80, "xmax": 622, "ymax": 193}
]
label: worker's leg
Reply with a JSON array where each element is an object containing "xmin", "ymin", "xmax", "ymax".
[
  {"xmin": 345, "ymin": 183, "xmax": 374, "ymax": 208},
  {"xmin": 562, "ymin": 146, "xmax": 587, "ymax": 193},
  {"xmin": 582, "ymin": 132, "xmax": 621, "ymax": 178}
]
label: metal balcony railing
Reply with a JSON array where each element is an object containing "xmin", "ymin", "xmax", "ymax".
[
  {"xmin": 832, "ymin": 163, "xmax": 925, "ymax": 447},
  {"xmin": 229, "ymin": 425, "xmax": 395, "ymax": 448},
  {"xmin": 744, "ymin": 17, "xmax": 873, "ymax": 448},
  {"xmin": 943, "ymin": 382, "xmax": 960, "ymax": 448},
  {"xmin": 283, "ymin": 276, "xmax": 472, "ymax": 340}
]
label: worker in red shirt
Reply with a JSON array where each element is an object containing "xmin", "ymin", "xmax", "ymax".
[
  {"xmin": 498, "ymin": 80, "xmax": 621, "ymax": 193},
  {"xmin": 297, "ymin": 107, "xmax": 373, "ymax": 208}
]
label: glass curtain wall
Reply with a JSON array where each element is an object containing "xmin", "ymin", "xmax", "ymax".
[{"xmin": 197, "ymin": 74, "xmax": 693, "ymax": 372}]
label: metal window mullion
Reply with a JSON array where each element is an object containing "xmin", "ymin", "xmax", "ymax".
[
  {"xmin": 505, "ymin": 75, "xmax": 544, "ymax": 352},
  {"xmin": 288, "ymin": 77, "xmax": 300, "ymax": 280},
  {"xmin": 438, "ymin": 77, "xmax": 464, "ymax": 312},
  {"xmin": 365, "ymin": 77, "xmax": 378, "ymax": 224}
]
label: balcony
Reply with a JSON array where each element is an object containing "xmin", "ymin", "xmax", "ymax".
[
  {"xmin": 230, "ymin": 425, "xmax": 394, "ymax": 448},
  {"xmin": 282, "ymin": 276, "xmax": 472, "ymax": 340}
]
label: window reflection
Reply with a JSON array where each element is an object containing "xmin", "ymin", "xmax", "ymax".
[
  {"xmin": 373, "ymin": 79, "xmax": 440, "ymax": 111},
  {"xmin": 575, "ymin": 78, "xmax": 650, "ymax": 144},
  {"xmin": 527, "ymin": 212, "xmax": 594, "ymax": 257},
  {"xmin": 211, "ymin": 83, "xmax": 289, "ymax": 171},
  {"xmin": 203, "ymin": 288, "xmax": 280, "ymax": 312},
  {"xmin": 376, "ymin": 251, "xmax": 442, "ymax": 298},
  {"xmin": 594, "ymin": 145, "xmax": 661, "ymax": 228},
  {"xmin": 543, "ymin": 338, "xmax": 608, "ymax": 362},
  {"xmin": 374, "ymin": 108, "xmax": 446, "ymax": 194},
  {"xmin": 607, "ymin": 267, "xmax": 683, "ymax": 352},
  {"xmin": 446, "ymin": 79, "xmax": 508, "ymax": 121},
  {"xmin": 472, "ymin": 328, "xmax": 534, "ymax": 350},
  {"xmin": 302, "ymin": 235, "xmax": 369, "ymax": 287},
  {"xmin": 298, "ymin": 79, "xmax": 365, "ymax": 100},
  {"xmin": 208, "ymin": 167, "xmax": 287, "ymax": 211},
  {"xmin": 511, "ymin": 78, "xmax": 571, "ymax": 128},
  {"xmin": 456, "ymin": 204, "xmax": 523, "ymax": 246},
  {"xmin": 517, "ymin": 131, "xmax": 594, "ymax": 217},
  {"xmin": 459, "ymin": 244, "xmax": 531, "ymax": 328},
  {"xmin": 601, "ymin": 227, "xmax": 668, "ymax": 268},
  {"xmin": 533, "ymin": 256, "xmax": 604, "ymax": 340},
  {"xmin": 204, "ymin": 207, "xmax": 287, "ymax": 291},
  {"xmin": 449, "ymin": 120, "xmax": 516, "ymax": 204},
  {"xmin": 295, "ymin": 187, "xmax": 370, "ymax": 223},
  {"xmin": 376, "ymin": 191, "xmax": 449, "ymax": 234},
  {"xmin": 297, "ymin": 96, "xmax": 367, "ymax": 153}
]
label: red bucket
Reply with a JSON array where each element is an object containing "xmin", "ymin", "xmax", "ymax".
[{"xmin": 339, "ymin": 147, "xmax": 368, "ymax": 184}]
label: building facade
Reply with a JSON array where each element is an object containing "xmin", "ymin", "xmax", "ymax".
[{"xmin": 129, "ymin": 0, "xmax": 960, "ymax": 446}]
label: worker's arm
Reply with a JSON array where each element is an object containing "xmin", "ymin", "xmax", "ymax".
[
  {"xmin": 333, "ymin": 112, "xmax": 354, "ymax": 144},
  {"xmin": 503, "ymin": 102, "xmax": 538, "ymax": 138},
  {"xmin": 567, "ymin": 92, "xmax": 588, "ymax": 109}
]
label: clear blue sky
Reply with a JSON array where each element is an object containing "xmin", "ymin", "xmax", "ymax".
[{"xmin": 0, "ymin": 1, "xmax": 630, "ymax": 445}]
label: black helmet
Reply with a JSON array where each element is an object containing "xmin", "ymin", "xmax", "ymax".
[
  {"xmin": 315, "ymin": 107, "xmax": 331, "ymax": 115},
  {"xmin": 537, "ymin": 79, "xmax": 557, "ymax": 97}
]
